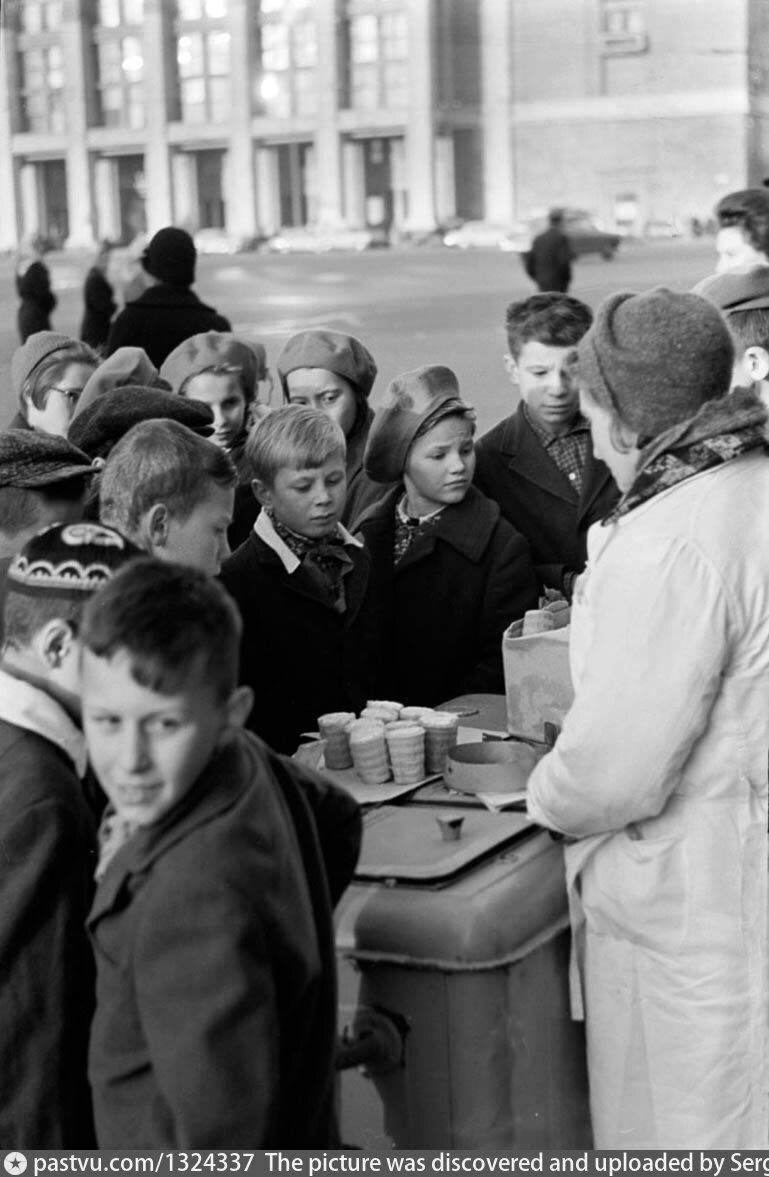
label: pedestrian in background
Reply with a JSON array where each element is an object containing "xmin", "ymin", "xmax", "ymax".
[
  {"xmin": 79, "ymin": 241, "xmax": 117, "ymax": 354},
  {"xmin": 524, "ymin": 209, "xmax": 575, "ymax": 293},
  {"xmin": 15, "ymin": 237, "xmax": 57, "ymax": 343}
]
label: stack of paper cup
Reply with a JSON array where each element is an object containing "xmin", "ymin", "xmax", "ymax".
[
  {"xmin": 421, "ymin": 711, "xmax": 460, "ymax": 774},
  {"xmin": 361, "ymin": 704, "xmax": 401, "ymax": 724},
  {"xmin": 385, "ymin": 723, "xmax": 425, "ymax": 784},
  {"xmin": 348, "ymin": 719, "xmax": 391, "ymax": 783},
  {"xmin": 317, "ymin": 711, "xmax": 356, "ymax": 769}
]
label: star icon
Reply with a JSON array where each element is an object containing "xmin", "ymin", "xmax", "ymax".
[{"xmin": 4, "ymin": 1155, "xmax": 27, "ymax": 1175}]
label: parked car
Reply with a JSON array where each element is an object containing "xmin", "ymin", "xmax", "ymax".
[
  {"xmin": 443, "ymin": 221, "xmax": 518, "ymax": 250},
  {"xmin": 193, "ymin": 228, "xmax": 256, "ymax": 255},
  {"xmin": 265, "ymin": 226, "xmax": 386, "ymax": 254}
]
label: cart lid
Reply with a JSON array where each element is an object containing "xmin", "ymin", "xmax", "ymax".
[{"xmin": 355, "ymin": 804, "xmax": 534, "ymax": 883}]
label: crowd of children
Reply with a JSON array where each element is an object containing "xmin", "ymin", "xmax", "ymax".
[{"xmin": 4, "ymin": 213, "xmax": 769, "ymax": 1149}]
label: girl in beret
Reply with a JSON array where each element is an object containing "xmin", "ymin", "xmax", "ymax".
[{"xmin": 355, "ymin": 364, "xmax": 538, "ymax": 705}]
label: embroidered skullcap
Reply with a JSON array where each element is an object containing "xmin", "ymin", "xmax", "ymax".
[{"xmin": 7, "ymin": 522, "xmax": 141, "ymax": 601}]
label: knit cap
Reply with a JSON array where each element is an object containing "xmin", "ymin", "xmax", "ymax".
[
  {"xmin": 73, "ymin": 348, "xmax": 169, "ymax": 420},
  {"xmin": 68, "ymin": 386, "xmax": 214, "ymax": 460},
  {"xmin": 577, "ymin": 288, "xmax": 734, "ymax": 439},
  {"xmin": 7, "ymin": 521, "xmax": 141, "ymax": 602},
  {"xmin": 692, "ymin": 266, "xmax": 769, "ymax": 313},
  {"xmin": 11, "ymin": 332, "xmax": 78, "ymax": 401},
  {"xmin": 277, "ymin": 329, "xmax": 377, "ymax": 400},
  {"xmin": 0, "ymin": 430, "xmax": 94, "ymax": 489},
  {"xmin": 141, "ymin": 226, "xmax": 196, "ymax": 287},
  {"xmin": 160, "ymin": 332, "xmax": 268, "ymax": 398},
  {"xmin": 364, "ymin": 365, "xmax": 474, "ymax": 484}
]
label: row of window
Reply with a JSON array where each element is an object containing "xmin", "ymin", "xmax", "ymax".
[{"xmin": 16, "ymin": 2, "xmax": 411, "ymax": 131}]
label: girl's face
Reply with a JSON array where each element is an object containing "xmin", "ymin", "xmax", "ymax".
[
  {"xmin": 26, "ymin": 361, "xmax": 95, "ymax": 437},
  {"xmin": 285, "ymin": 368, "xmax": 358, "ymax": 438},
  {"xmin": 183, "ymin": 371, "xmax": 248, "ymax": 450},
  {"xmin": 579, "ymin": 388, "xmax": 640, "ymax": 492},
  {"xmin": 403, "ymin": 415, "xmax": 476, "ymax": 517}
]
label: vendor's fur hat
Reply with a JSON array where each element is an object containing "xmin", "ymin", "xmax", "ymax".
[
  {"xmin": 364, "ymin": 365, "xmax": 474, "ymax": 484},
  {"xmin": 161, "ymin": 332, "xmax": 268, "ymax": 400},
  {"xmin": 277, "ymin": 329, "xmax": 377, "ymax": 400}
]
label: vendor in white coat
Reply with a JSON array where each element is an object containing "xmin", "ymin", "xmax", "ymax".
[{"xmin": 527, "ymin": 287, "xmax": 769, "ymax": 1149}]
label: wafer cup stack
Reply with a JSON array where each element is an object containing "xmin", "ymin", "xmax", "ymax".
[
  {"xmin": 347, "ymin": 719, "xmax": 391, "ymax": 783},
  {"xmin": 385, "ymin": 723, "xmax": 425, "ymax": 784},
  {"xmin": 361, "ymin": 704, "xmax": 401, "ymax": 724},
  {"xmin": 421, "ymin": 711, "xmax": 460, "ymax": 774},
  {"xmin": 317, "ymin": 711, "xmax": 356, "ymax": 769},
  {"xmin": 400, "ymin": 706, "xmax": 437, "ymax": 723}
]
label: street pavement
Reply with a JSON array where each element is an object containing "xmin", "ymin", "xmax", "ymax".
[{"xmin": 0, "ymin": 238, "xmax": 716, "ymax": 434}]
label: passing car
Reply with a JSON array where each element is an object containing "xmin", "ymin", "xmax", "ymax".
[{"xmin": 505, "ymin": 210, "xmax": 621, "ymax": 260}]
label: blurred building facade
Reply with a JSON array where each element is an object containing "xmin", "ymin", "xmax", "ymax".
[{"xmin": 0, "ymin": 0, "xmax": 764, "ymax": 250}]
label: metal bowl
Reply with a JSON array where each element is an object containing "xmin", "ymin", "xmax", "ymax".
[{"xmin": 444, "ymin": 741, "xmax": 541, "ymax": 795}]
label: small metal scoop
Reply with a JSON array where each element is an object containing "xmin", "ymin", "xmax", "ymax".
[{"xmin": 436, "ymin": 814, "xmax": 465, "ymax": 842}]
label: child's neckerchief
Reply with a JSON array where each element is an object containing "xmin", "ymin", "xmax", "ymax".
[
  {"xmin": 394, "ymin": 493, "xmax": 445, "ymax": 564},
  {"xmin": 268, "ymin": 510, "xmax": 353, "ymax": 613}
]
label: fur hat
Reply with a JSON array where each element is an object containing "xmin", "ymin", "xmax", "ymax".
[
  {"xmin": 68, "ymin": 386, "xmax": 214, "ymax": 460},
  {"xmin": 141, "ymin": 227, "xmax": 196, "ymax": 287},
  {"xmin": 364, "ymin": 365, "xmax": 474, "ymax": 484},
  {"xmin": 276, "ymin": 329, "xmax": 377, "ymax": 400},
  {"xmin": 7, "ymin": 521, "xmax": 140, "ymax": 601},
  {"xmin": 73, "ymin": 348, "xmax": 169, "ymax": 420},
  {"xmin": 692, "ymin": 266, "xmax": 769, "ymax": 313},
  {"xmin": 11, "ymin": 332, "xmax": 77, "ymax": 401},
  {"xmin": 160, "ymin": 332, "xmax": 268, "ymax": 398},
  {"xmin": 0, "ymin": 430, "xmax": 93, "ymax": 489},
  {"xmin": 577, "ymin": 288, "xmax": 735, "ymax": 440}
]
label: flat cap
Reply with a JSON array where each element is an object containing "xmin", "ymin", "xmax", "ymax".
[
  {"xmin": 0, "ymin": 429, "xmax": 94, "ymax": 489},
  {"xmin": 67, "ymin": 386, "xmax": 214, "ymax": 460}
]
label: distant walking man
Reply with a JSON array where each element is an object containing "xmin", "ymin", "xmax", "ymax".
[{"xmin": 524, "ymin": 209, "xmax": 574, "ymax": 293}]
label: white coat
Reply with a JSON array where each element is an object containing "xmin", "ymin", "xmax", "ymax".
[{"xmin": 527, "ymin": 451, "xmax": 769, "ymax": 1149}]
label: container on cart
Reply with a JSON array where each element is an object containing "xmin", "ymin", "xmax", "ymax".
[{"xmin": 336, "ymin": 794, "xmax": 591, "ymax": 1150}]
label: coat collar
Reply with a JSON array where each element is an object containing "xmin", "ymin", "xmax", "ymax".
[
  {"xmin": 89, "ymin": 734, "xmax": 254, "ymax": 921},
  {"xmin": 0, "ymin": 665, "xmax": 87, "ymax": 776},
  {"xmin": 131, "ymin": 284, "xmax": 216, "ymax": 312},
  {"xmin": 495, "ymin": 403, "xmax": 612, "ymax": 519},
  {"xmin": 253, "ymin": 509, "xmax": 362, "ymax": 575},
  {"xmin": 247, "ymin": 526, "xmax": 370, "ymax": 625},
  {"xmin": 358, "ymin": 484, "xmax": 499, "ymax": 566}
]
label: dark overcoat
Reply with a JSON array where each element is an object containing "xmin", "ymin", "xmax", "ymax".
[
  {"xmin": 105, "ymin": 284, "xmax": 231, "ymax": 367},
  {"xmin": 354, "ymin": 485, "xmax": 538, "ymax": 705},
  {"xmin": 474, "ymin": 403, "xmax": 619, "ymax": 592},
  {"xmin": 79, "ymin": 267, "xmax": 117, "ymax": 351},
  {"xmin": 523, "ymin": 225, "xmax": 574, "ymax": 292},
  {"xmin": 0, "ymin": 720, "xmax": 96, "ymax": 1148},
  {"xmin": 88, "ymin": 731, "xmax": 353, "ymax": 1148},
  {"xmin": 16, "ymin": 261, "xmax": 57, "ymax": 342},
  {"xmin": 220, "ymin": 528, "xmax": 386, "ymax": 753}
]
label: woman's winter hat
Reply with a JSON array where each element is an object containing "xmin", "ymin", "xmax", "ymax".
[
  {"xmin": 160, "ymin": 332, "xmax": 268, "ymax": 398},
  {"xmin": 73, "ymin": 347, "xmax": 168, "ymax": 420},
  {"xmin": 7, "ymin": 521, "xmax": 141, "ymax": 602},
  {"xmin": 0, "ymin": 430, "xmax": 94, "ymax": 489},
  {"xmin": 68, "ymin": 386, "xmax": 214, "ymax": 460},
  {"xmin": 141, "ymin": 226, "xmax": 197, "ymax": 288},
  {"xmin": 364, "ymin": 365, "xmax": 474, "ymax": 484},
  {"xmin": 577, "ymin": 288, "xmax": 735, "ymax": 439},
  {"xmin": 692, "ymin": 266, "xmax": 769, "ymax": 313},
  {"xmin": 11, "ymin": 332, "xmax": 77, "ymax": 401},
  {"xmin": 276, "ymin": 329, "xmax": 377, "ymax": 400}
]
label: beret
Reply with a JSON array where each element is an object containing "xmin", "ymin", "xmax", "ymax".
[
  {"xmin": 11, "ymin": 331, "xmax": 79, "ymax": 401},
  {"xmin": 160, "ymin": 332, "xmax": 268, "ymax": 396},
  {"xmin": 277, "ymin": 329, "xmax": 377, "ymax": 400},
  {"xmin": 364, "ymin": 365, "xmax": 474, "ymax": 484},
  {"xmin": 692, "ymin": 265, "xmax": 769, "ymax": 313},
  {"xmin": 73, "ymin": 347, "xmax": 169, "ymax": 420},
  {"xmin": 67, "ymin": 386, "xmax": 214, "ymax": 460},
  {"xmin": 0, "ymin": 429, "xmax": 94, "ymax": 489}
]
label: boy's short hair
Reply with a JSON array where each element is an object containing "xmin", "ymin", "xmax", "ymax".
[
  {"xmin": 725, "ymin": 308, "xmax": 769, "ymax": 355},
  {"xmin": 0, "ymin": 481, "xmax": 87, "ymax": 537},
  {"xmin": 505, "ymin": 293, "xmax": 593, "ymax": 358},
  {"xmin": 80, "ymin": 557, "xmax": 242, "ymax": 704},
  {"xmin": 716, "ymin": 188, "xmax": 769, "ymax": 257},
  {"xmin": 3, "ymin": 521, "xmax": 140, "ymax": 650},
  {"xmin": 99, "ymin": 419, "xmax": 237, "ymax": 538},
  {"xmin": 244, "ymin": 405, "xmax": 346, "ymax": 486}
]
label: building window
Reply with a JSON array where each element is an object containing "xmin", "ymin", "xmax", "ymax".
[
  {"xmin": 600, "ymin": 2, "xmax": 648, "ymax": 54},
  {"xmin": 20, "ymin": 45, "xmax": 66, "ymax": 133},
  {"xmin": 255, "ymin": 1, "xmax": 317, "ymax": 119},
  {"xmin": 92, "ymin": 0, "xmax": 145, "ymax": 129},
  {"xmin": 175, "ymin": 1, "xmax": 231, "ymax": 123},
  {"xmin": 347, "ymin": 8, "xmax": 408, "ymax": 111},
  {"xmin": 20, "ymin": 1, "xmax": 63, "ymax": 33}
]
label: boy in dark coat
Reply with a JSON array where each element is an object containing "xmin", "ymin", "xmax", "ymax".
[
  {"xmin": 79, "ymin": 242, "xmax": 117, "ymax": 352},
  {"xmin": 81, "ymin": 560, "xmax": 354, "ymax": 1147},
  {"xmin": 105, "ymin": 227, "xmax": 231, "ymax": 367},
  {"xmin": 0, "ymin": 521, "xmax": 139, "ymax": 1147},
  {"xmin": 220, "ymin": 405, "xmax": 385, "ymax": 754},
  {"xmin": 357, "ymin": 365, "xmax": 538, "ymax": 705},
  {"xmin": 474, "ymin": 293, "xmax": 618, "ymax": 597}
]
